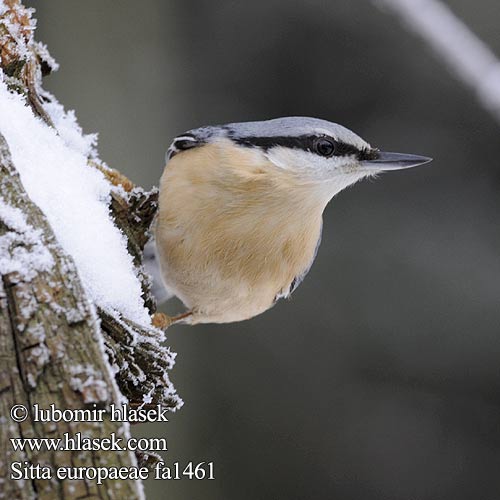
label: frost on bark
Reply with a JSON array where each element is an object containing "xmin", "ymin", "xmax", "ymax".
[{"xmin": 0, "ymin": 1, "xmax": 180, "ymax": 498}]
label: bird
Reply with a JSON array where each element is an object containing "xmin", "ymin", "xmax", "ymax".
[{"xmin": 151, "ymin": 116, "xmax": 431, "ymax": 326}]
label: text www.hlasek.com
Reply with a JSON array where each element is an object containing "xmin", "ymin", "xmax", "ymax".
[{"xmin": 10, "ymin": 432, "xmax": 167, "ymax": 452}]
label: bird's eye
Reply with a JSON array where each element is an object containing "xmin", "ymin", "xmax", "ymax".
[{"xmin": 314, "ymin": 138, "xmax": 335, "ymax": 157}]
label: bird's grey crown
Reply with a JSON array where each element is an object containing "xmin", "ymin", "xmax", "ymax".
[
  {"xmin": 224, "ymin": 117, "xmax": 368, "ymax": 147},
  {"xmin": 167, "ymin": 117, "xmax": 375, "ymax": 161}
]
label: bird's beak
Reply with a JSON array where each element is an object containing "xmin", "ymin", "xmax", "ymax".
[{"xmin": 361, "ymin": 151, "xmax": 433, "ymax": 171}]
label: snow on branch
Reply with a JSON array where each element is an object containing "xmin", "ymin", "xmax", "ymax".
[
  {"xmin": 374, "ymin": 0, "xmax": 500, "ymax": 124},
  {"xmin": 0, "ymin": 199, "xmax": 54, "ymax": 280},
  {"xmin": 0, "ymin": 0, "xmax": 182, "ymax": 406},
  {"xmin": 0, "ymin": 81, "xmax": 153, "ymax": 325},
  {"xmin": 0, "ymin": 2, "xmax": 181, "ymax": 495},
  {"xmin": 0, "ymin": 131, "xmax": 145, "ymax": 498}
]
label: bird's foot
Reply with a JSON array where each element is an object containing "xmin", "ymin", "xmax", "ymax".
[{"xmin": 152, "ymin": 311, "xmax": 193, "ymax": 329}]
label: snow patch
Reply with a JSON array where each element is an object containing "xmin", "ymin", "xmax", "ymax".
[
  {"xmin": 0, "ymin": 77, "xmax": 151, "ymax": 327},
  {"xmin": 43, "ymin": 98, "xmax": 96, "ymax": 156},
  {"xmin": 35, "ymin": 42, "xmax": 60, "ymax": 72},
  {"xmin": 69, "ymin": 364, "xmax": 110, "ymax": 403},
  {"xmin": 0, "ymin": 199, "xmax": 54, "ymax": 280}
]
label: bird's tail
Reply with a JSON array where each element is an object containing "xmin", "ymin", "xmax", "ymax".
[{"xmin": 143, "ymin": 238, "xmax": 173, "ymax": 305}]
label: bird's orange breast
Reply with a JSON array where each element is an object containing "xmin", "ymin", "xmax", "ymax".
[{"xmin": 155, "ymin": 139, "xmax": 325, "ymax": 323}]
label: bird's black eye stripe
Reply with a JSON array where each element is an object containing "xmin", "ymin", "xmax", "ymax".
[
  {"xmin": 174, "ymin": 139, "xmax": 196, "ymax": 150},
  {"xmin": 333, "ymin": 141, "xmax": 359, "ymax": 157},
  {"xmin": 233, "ymin": 135, "xmax": 308, "ymax": 151},
  {"xmin": 233, "ymin": 133, "xmax": 378, "ymax": 160},
  {"xmin": 173, "ymin": 134, "xmax": 198, "ymax": 150},
  {"xmin": 358, "ymin": 147, "xmax": 379, "ymax": 161},
  {"xmin": 167, "ymin": 134, "xmax": 203, "ymax": 159}
]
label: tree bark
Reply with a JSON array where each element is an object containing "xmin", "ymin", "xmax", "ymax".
[
  {"xmin": 0, "ymin": 133, "xmax": 143, "ymax": 499},
  {"xmin": 0, "ymin": 1, "xmax": 180, "ymax": 497}
]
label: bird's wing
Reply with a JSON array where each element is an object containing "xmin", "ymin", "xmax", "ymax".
[{"xmin": 275, "ymin": 221, "xmax": 323, "ymax": 302}]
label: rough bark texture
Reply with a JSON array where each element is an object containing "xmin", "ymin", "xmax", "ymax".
[
  {"xmin": 0, "ymin": 1, "xmax": 180, "ymax": 498},
  {"xmin": 0, "ymin": 133, "xmax": 143, "ymax": 499}
]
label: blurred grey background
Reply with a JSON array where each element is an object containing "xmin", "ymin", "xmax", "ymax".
[{"xmin": 26, "ymin": 1, "xmax": 500, "ymax": 499}]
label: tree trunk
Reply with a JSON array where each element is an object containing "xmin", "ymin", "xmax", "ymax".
[
  {"xmin": 0, "ymin": 133, "xmax": 144, "ymax": 499},
  {"xmin": 0, "ymin": 1, "xmax": 180, "ymax": 498}
]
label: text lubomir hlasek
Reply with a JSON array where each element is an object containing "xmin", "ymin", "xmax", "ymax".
[{"xmin": 30, "ymin": 403, "xmax": 169, "ymax": 423}]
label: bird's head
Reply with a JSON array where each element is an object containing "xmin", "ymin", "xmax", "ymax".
[{"xmin": 167, "ymin": 116, "xmax": 432, "ymax": 203}]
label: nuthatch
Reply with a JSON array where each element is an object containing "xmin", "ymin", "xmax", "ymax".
[{"xmin": 154, "ymin": 117, "xmax": 431, "ymax": 325}]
